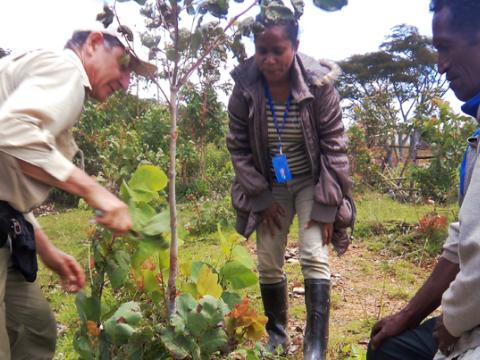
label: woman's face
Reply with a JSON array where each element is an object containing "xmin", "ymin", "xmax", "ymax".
[{"xmin": 255, "ymin": 25, "xmax": 298, "ymax": 85}]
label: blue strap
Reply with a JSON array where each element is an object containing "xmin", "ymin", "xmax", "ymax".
[
  {"xmin": 460, "ymin": 128, "xmax": 480, "ymax": 196},
  {"xmin": 264, "ymin": 81, "xmax": 293, "ymax": 154}
]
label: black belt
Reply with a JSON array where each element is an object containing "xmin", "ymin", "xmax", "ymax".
[{"xmin": 0, "ymin": 201, "xmax": 11, "ymax": 248}]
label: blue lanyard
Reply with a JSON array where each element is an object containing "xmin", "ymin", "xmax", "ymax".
[
  {"xmin": 264, "ymin": 81, "xmax": 293, "ymax": 154},
  {"xmin": 460, "ymin": 128, "xmax": 480, "ymax": 197}
]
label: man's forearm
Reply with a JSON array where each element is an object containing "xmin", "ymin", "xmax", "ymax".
[
  {"xmin": 402, "ymin": 257, "xmax": 459, "ymax": 327},
  {"xmin": 18, "ymin": 159, "xmax": 99, "ymax": 199}
]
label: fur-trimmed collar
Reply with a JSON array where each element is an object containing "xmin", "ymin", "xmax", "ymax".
[{"xmin": 230, "ymin": 52, "xmax": 341, "ymax": 102}]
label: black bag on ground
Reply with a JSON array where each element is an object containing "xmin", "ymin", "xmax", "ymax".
[{"xmin": 0, "ymin": 201, "xmax": 38, "ymax": 282}]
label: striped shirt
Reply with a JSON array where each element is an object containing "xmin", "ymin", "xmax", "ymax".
[{"xmin": 266, "ymin": 100, "xmax": 311, "ymax": 177}]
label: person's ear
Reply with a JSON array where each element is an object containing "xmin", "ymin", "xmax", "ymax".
[
  {"xmin": 294, "ymin": 40, "xmax": 299, "ymax": 52},
  {"xmin": 85, "ymin": 32, "xmax": 104, "ymax": 56}
]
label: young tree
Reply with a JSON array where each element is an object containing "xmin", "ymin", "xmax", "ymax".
[{"xmin": 104, "ymin": 0, "xmax": 347, "ymax": 316}]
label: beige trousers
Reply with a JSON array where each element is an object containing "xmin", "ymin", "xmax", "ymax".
[
  {"xmin": 256, "ymin": 175, "xmax": 330, "ymax": 284},
  {"xmin": 0, "ymin": 247, "xmax": 56, "ymax": 360}
]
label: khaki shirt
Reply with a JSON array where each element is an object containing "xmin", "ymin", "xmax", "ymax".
[
  {"xmin": 440, "ymin": 113, "xmax": 480, "ymax": 358},
  {"xmin": 0, "ymin": 49, "xmax": 91, "ymax": 224}
]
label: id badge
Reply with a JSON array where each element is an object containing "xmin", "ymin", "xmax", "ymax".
[{"xmin": 272, "ymin": 154, "xmax": 292, "ymax": 183}]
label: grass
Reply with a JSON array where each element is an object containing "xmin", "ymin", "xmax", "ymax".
[{"xmin": 33, "ymin": 191, "xmax": 456, "ymax": 359}]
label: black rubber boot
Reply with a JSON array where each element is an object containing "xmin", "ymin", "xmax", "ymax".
[
  {"xmin": 260, "ymin": 279, "xmax": 290, "ymax": 353},
  {"xmin": 303, "ymin": 279, "xmax": 330, "ymax": 360}
]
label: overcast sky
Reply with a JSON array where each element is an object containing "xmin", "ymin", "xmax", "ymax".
[{"xmin": 0, "ymin": 0, "xmax": 461, "ymax": 109}]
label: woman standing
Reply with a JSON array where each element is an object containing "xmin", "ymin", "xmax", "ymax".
[{"xmin": 227, "ymin": 13, "xmax": 352, "ymax": 360}]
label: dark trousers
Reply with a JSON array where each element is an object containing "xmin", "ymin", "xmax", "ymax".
[{"xmin": 367, "ymin": 317, "xmax": 439, "ymax": 360}]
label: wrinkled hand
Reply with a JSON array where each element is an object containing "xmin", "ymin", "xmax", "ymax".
[
  {"xmin": 305, "ymin": 220, "xmax": 333, "ymax": 246},
  {"xmin": 86, "ymin": 187, "xmax": 132, "ymax": 236},
  {"xmin": 39, "ymin": 246, "xmax": 86, "ymax": 293},
  {"xmin": 434, "ymin": 315, "xmax": 459, "ymax": 356},
  {"xmin": 370, "ymin": 311, "xmax": 411, "ymax": 350},
  {"xmin": 261, "ymin": 202, "xmax": 286, "ymax": 236}
]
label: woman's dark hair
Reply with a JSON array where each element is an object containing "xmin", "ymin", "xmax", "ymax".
[
  {"xmin": 253, "ymin": 13, "xmax": 299, "ymax": 45},
  {"xmin": 430, "ymin": 0, "xmax": 480, "ymax": 39},
  {"xmin": 65, "ymin": 31, "xmax": 124, "ymax": 51}
]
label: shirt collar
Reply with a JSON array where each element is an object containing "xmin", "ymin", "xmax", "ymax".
[
  {"xmin": 461, "ymin": 92, "xmax": 480, "ymax": 118},
  {"xmin": 63, "ymin": 49, "xmax": 91, "ymax": 90}
]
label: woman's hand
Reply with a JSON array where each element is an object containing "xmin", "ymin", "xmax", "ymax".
[
  {"xmin": 305, "ymin": 220, "xmax": 333, "ymax": 246},
  {"xmin": 261, "ymin": 202, "xmax": 286, "ymax": 236}
]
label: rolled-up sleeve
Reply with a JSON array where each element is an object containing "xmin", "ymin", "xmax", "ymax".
[{"xmin": 0, "ymin": 52, "xmax": 85, "ymax": 181}]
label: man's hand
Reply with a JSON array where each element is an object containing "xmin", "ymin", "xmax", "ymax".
[
  {"xmin": 305, "ymin": 221, "xmax": 333, "ymax": 246},
  {"xmin": 434, "ymin": 315, "xmax": 459, "ymax": 356},
  {"xmin": 40, "ymin": 246, "xmax": 86, "ymax": 293},
  {"xmin": 35, "ymin": 228, "xmax": 85, "ymax": 293},
  {"xmin": 370, "ymin": 311, "xmax": 411, "ymax": 350},
  {"xmin": 86, "ymin": 187, "xmax": 132, "ymax": 236},
  {"xmin": 261, "ymin": 202, "xmax": 286, "ymax": 236}
]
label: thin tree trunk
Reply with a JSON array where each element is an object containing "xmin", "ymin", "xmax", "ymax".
[{"xmin": 167, "ymin": 88, "xmax": 178, "ymax": 317}]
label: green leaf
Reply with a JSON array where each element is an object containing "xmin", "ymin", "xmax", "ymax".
[
  {"xmin": 73, "ymin": 333, "xmax": 94, "ymax": 360},
  {"xmin": 312, "ymin": 0, "xmax": 347, "ymax": 11},
  {"xmin": 160, "ymin": 327, "xmax": 195, "ymax": 359},
  {"xmin": 218, "ymin": 225, "xmax": 231, "ymax": 257},
  {"xmin": 187, "ymin": 5, "xmax": 196, "ymax": 15},
  {"xmin": 185, "ymin": 296, "xmax": 227, "ymax": 337},
  {"xmin": 104, "ymin": 302, "xmax": 142, "ymax": 345},
  {"xmin": 130, "ymin": 203, "xmax": 156, "ymax": 229},
  {"xmin": 176, "ymin": 293, "xmax": 197, "ymax": 319},
  {"xmin": 190, "ymin": 261, "xmax": 208, "ymax": 283},
  {"xmin": 221, "ymin": 291, "xmax": 242, "ymax": 310},
  {"xmin": 106, "ymin": 250, "xmax": 130, "ymax": 289},
  {"xmin": 143, "ymin": 269, "xmax": 161, "ymax": 294},
  {"xmin": 128, "ymin": 164, "xmax": 168, "ymax": 193},
  {"xmin": 290, "ymin": 0, "xmax": 304, "ymax": 18},
  {"xmin": 198, "ymin": 328, "xmax": 228, "ymax": 355},
  {"xmin": 75, "ymin": 291, "xmax": 101, "ymax": 322},
  {"xmin": 196, "ymin": 265, "xmax": 223, "ymax": 299},
  {"xmin": 142, "ymin": 210, "xmax": 170, "ymax": 236},
  {"xmin": 220, "ymin": 261, "xmax": 258, "ymax": 289},
  {"xmin": 232, "ymin": 245, "xmax": 254, "ymax": 269}
]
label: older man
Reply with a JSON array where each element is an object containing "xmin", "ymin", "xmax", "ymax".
[
  {"xmin": 0, "ymin": 29, "xmax": 155, "ymax": 359},
  {"xmin": 367, "ymin": 1, "xmax": 480, "ymax": 359}
]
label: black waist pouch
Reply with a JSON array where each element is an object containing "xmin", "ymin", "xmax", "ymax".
[{"xmin": 0, "ymin": 202, "xmax": 37, "ymax": 282}]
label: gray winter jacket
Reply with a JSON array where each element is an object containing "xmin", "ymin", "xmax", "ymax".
[{"xmin": 227, "ymin": 53, "xmax": 352, "ymax": 237}]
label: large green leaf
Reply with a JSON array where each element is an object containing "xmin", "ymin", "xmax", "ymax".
[
  {"xmin": 196, "ymin": 265, "xmax": 222, "ymax": 299},
  {"xmin": 142, "ymin": 210, "xmax": 170, "ymax": 236},
  {"xmin": 176, "ymin": 293, "xmax": 197, "ymax": 319},
  {"xmin": 104, "ymin": 302, "xmax": 142, "ymax": 345},
  {"xmin": 106, "ymin": 250, "xmax": 130, "ymax": 289},
  {"xmin": 312, "ymin": 0, "xmax": 347, "ymax": 11},
  {"xmin": 130, "ymin": 202, "xmax": 156, "ymax": 229},
  {"xmin": 185, "ymin": 296, "xmax": 228, "ymax": 337},
  {"xmin": 198, "ymin": 328, "xmax": 228, "ymax": 355},
  {"xmin": 232, "ymin": 245, "xmax": 254, "ymax": 269},
  {"xmin": 220, "ymin": 261, "xmax": 257, "ymax": 289},
  {"xmin": 160, "ymin": 328, "xmax": 196, "ymax": 359},
  {"xmin": 73, "ymin": 333, "xmax": 94, "ymax": 360},
  {"xmin": 121, "ymin": 180, "xmax": 158, "ymax": 204},
  {"xmin": 221, "ymin": 291, "xmax": 242, "ymax": 310},
  {"xmin": 128, "ymin": 164, "xmax": 168, "ymax": 193},
  {"xmin": 75, "ymin": 291, "xmax": 101, "ymax": 322}
]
